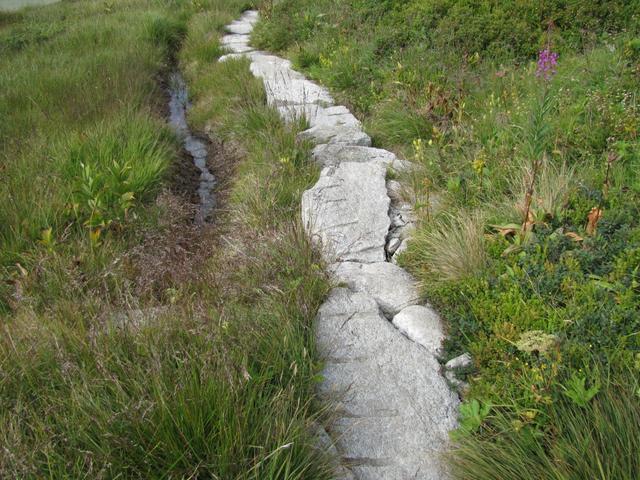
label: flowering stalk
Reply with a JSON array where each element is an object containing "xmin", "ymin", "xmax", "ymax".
[
  {"xmin": 521, "ymin": 47, "xmax": 558, "ymax": 233},
  {"xmin": 587, "ymin": 150, "xmax": 618, "ymax": 236}
]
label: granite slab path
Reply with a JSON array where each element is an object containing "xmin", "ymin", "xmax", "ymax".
[{"xmin": 219, "ymin": 11, "xmax": 459, "ymax": 479}]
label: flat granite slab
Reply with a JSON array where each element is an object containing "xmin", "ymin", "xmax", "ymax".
[
  {"xmin": 301, "ymin": 162, "xmax": 390, "ymax": 264},
  {"xmin": 312, "ymin": 143, "xmax": 403, "ymax": 169},
  {"xmin": 263, "ymin": 77, "xmax": 334, "ymax": 107},
  {"xmin": 316, "ymin": 288, "xmax": 459, "ymax": 480},
  {"xmin": 298, "ymin": 124, "xmax": 372, "ymax": 146}
]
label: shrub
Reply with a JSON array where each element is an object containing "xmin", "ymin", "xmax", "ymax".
[{"xmin": 258, "ymin": 0, "xmax": 640, "ymax": 64}]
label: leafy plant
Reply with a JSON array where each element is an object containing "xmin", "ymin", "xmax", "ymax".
[
  {"xmin": 456, "ymin": 399, "xmax": 491, "ymax": 436},
  {"xmin": 37, "ymin": 227, "xmax": 54, "ymax": 251},
  {"xmin": 562, "ymin": 374, "xmax": 600, "ymax": 407},
  {"xmin": 520, "ymin": 84, "xmax": 555, "ymax": 234},
  {"xmin": 65, "ymin": 117, "xmax": 170, "ymax": 231}
]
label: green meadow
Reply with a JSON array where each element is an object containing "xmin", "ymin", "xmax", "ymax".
[
  {"xmin": 255, "ymin": 0, "xmax": 640, "ymax": 477},
  {"xmin": 1, "ymin": 0, "xmax": 333, "ymax": 477},
  {"xmin": 2, "ymin": 0, "xmax": 640, "ymax": 478}
]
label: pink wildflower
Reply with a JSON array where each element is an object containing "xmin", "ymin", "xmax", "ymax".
[{"xmin": 536, "ymin": 48, "xmax": 559, "ymax": 80}]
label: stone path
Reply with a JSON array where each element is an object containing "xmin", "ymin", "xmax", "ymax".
[{"xmin": 220, "ymin": 11, "xmax": 459, "ymax": 480}]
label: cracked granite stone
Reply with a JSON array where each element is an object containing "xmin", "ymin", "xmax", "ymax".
[
  {"xmin": 301, "ymin": 162, "xmax": 390, "ymax": 264},
  {"xmin": 277, "ymin": 104, "xmax": 360, "ymax": 129},
  {"xmin": 311, "ymin": 144, "xmax": 402, "ymax": 169},
  {"xmin": 329, "ymin": 261, "xmax": 420, "ymax": 317},
  {"xmin": 225, "ymin": 19, "xmax": 254, "ymax": 35},
  {"xmin": 263, "ymin": 77, "xmax": 334, "ymax": 107},
  {"xmin": 316, "ymin": 288, "xmax": 459, "ymax": 480},
  {"xmin": 220, "ymin": 34, "xmax": 254, "ymax": 54},
  {"xmin": 249, "ymin": 54, "xmax": 305, "ymax": 80},
  {"xmin": 298, "ymin": 124, "xmax": 372, "ymax": 146}
]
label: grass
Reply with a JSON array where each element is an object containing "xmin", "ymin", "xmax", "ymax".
[
  {"xmin": 509, "ymin": 158, "xmax": 575, "ymax": 222},
  {"xmin": 0, "ymin": 0, "xmax": 178, "ymax": 276},
  {"xmin": 254, "ymin": 1, "xmax": 640, "ymax": 478},
  {"xmin": 1, "ymin": 0, "xmax": 335, "ymax": 477},
  {"xmin": 407, "ymin": 210, "xmax": 487, "ymax": 284},
  {"xmin": 450, "ymin": 374, "xmax": 640, "ymax": 480}
]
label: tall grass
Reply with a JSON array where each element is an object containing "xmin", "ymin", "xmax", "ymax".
[
  {"xmin": 146, "ymin": 14, "xmax": 188, "ymax": 57},
  {"xmin": 1, "ymin": 221, "xmax": 330, "ymax": 478},
  {"xmin": 62, "ymin": 116, "xmax": 174, "ymax": 229},
  {"xmin": 510, "ymin": 158, "xmax": 575, "ymax": 222},
  {"xmin": 403, "ymin": 210, "xmax": 487, "ymax": 284},
  {"xmin": 368, "ymin": 101, "xmax": 433, "ymax": 148},
  {"xmin": 1, "ymin": 0, "xmax": 335, "ymax": 477},
  {"xmin": 0, "ymin": 0, "xmax": 173, "ymax": 272}
]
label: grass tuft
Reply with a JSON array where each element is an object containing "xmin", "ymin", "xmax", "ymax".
[
  {"xmin": 145, "ymin": 14, "xmax": 188, "ymax": 57},
  {"xmin": 510, "ymin": 158, "xmax": 575, "ymax": 222},
  {"xmin": 404, "ymin": 210, "xmax": 487, "ymax": 284},
  {"xmin": 368, "ymin": 101, "xmax": 433, "ymax": 148}
]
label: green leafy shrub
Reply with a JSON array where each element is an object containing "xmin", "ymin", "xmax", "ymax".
[{"xmin": 562, "ymin": 374, "xmax": 600, "ymax": 407}]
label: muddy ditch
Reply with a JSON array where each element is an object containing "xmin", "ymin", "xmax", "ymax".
[
  {"xmin": 167, "ymin": 71, "xmax": 217, "ymax": 225},
  {"xmin": 121, "ymin": 68, "xmax": 240, "ymax": 303}
]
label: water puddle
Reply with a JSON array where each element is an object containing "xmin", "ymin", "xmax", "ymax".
[{"xmin": 167, "ymin": 71, "xmax": 216, "ymax": 224}]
